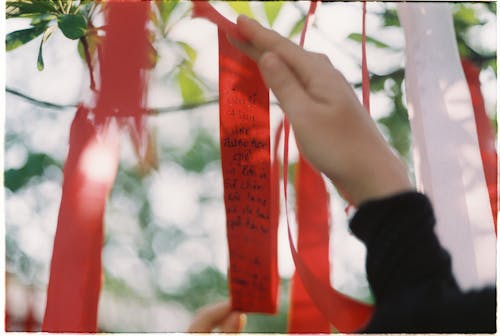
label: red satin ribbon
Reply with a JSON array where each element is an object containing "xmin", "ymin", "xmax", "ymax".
[
  {"xmin": 283, "ymin": 1, "xmax": 373, "ymax": 333},
  {"xmin": 192, "ymin": 1, "xmax": 246, "ymax": 41},
  {"xmin": 461, "ymin": 58, "xmax": 497, "ymax": 234},
  {"xmin": 194, "ymin": 0, "xmax": 279, "ymax": 314},
  {"xmin": 43, "ymin": 106, "xmax": 119, "ymax": 332},
  {"xmin": 43, "ymin": 1, "xmax": 150, "ymax": 331},
  {"xmin": 217, "ymin": 28, "xmax": 277, "ymax": 313},
  {"xmin": 288, "ymin": 157, "xmax": 331, "ymax": 333},
  {"xmin": 287, "ymin": 1, "xmax": 331, "ymax": 333},
  {"xmin": 193, "ymin": 0, "xmax": 373, "ymax": 328}
]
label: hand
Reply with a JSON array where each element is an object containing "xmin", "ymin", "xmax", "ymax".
[
  {"xmin": 230, "ymin": 15, "xmax": 412, "ymax": 206},
  {"xmin": 187, "ymin": 301, "xmax": 246, "ymax": 333}
]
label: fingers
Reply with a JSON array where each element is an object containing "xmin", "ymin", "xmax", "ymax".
[
  {"xmin": 187, "ymin": 301, "xmax": 232, "ymax": 332},
  {"xmin": 219, "ymin": 312, "xmax": 247, "ymax": 332},
  {"xmin": 258, "ymin": 52, "xmax": 312, "ymax": 119},
  {"xmin": 236, "ymin": 15, "xmax": 316, "ymax": 88},
  {"xmin": 227, "ymin": 34, "xmax": 262, "ymax": 61}
]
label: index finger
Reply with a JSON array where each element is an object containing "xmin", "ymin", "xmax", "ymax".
[{"xmin": 236, "ymin": 15, "xmax": 316, "ymax": 88}]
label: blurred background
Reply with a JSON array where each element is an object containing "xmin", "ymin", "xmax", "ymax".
[{"xmin": 4, "ymin": 1, "xmax": 496, "ymax": 332}]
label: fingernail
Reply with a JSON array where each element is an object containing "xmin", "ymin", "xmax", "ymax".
[{"xmin": 238, "ymin": 14, "xmax": 250, "ymax": 22}]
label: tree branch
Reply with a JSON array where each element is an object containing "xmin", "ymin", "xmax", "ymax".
[
  {"xmin": 6, "ymin": 86, "xmax": 222, "ymax": 115},
  {"xmin": 6, "ymin": 87, "xmax": 75, "ymax": 110}
]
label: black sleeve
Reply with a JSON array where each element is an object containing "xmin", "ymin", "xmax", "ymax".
[{"xmin": 349, "ymin": 191, "xmax": 496, "ymax": 333}]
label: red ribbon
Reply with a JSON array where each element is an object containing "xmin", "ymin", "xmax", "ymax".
[
  {"xmin": 288, "ymin": 157, "xmax": 331, "ymax": 332},
  {"xmin": 43, "ymin": 1, "xmax": 150, "ymax": 331},
  {"xmin": 287, "ymin": 2, "xmax": 331, "ymax": 332},
  {"xmin": 217, "ymin": 26, "xmax": 277, "ymax": 313},
  {"xmin": 283, "ymin": 2, "xmax": 373, "ymax": 332},
  {"xmin": 194, "ymin": 1, "xmax": 374, "ymax": 329},
  {"xmin": 193, "ymin": 0, "xmax": 279, "ymax": 314},
  {"xmin": 461, "ymin": 58, "xmax": 497, "ymax": 234},
  {"xmin": 43, "ymin": 106, "xmax": 119, "ymax": 332}
]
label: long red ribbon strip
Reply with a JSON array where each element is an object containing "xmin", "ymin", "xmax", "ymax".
[
  {"xmin": 193, "ymin": 1, "xmax": 374, "ymax": 329},
  {"xmin": 43, "ymin": 1, "xmax": 150, "ymax": 331},
  {"xmin": 287, "ymin": 1, "xmax": 331, "ymax": 333},
  {"xmin": 461, "ymin": 58, "xmax": 498, "ymax": 234},
  {"xmin": 217, "ymin": 26, "xmax": 277, "ymax": 313},
  {"xmin": 43, "ymin": 106, "xmax": 119, "ymax": 332},
  {"xmin": 288, "ymin": 158, "xmax": 332, "ymax": 332},
  {"xmin": 283, "ymin": 1, "xmax": 373, "ymax": 333}
]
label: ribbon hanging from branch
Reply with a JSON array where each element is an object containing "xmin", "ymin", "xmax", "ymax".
[
  {"xmin": 43, "ymin": 1, "xmax": 151, "ymax": 332},
  {"xmin": 397, "ymin": 3, "xmax": 496, "ymax": 290},
  {"xmin": 461, "ymin": 58, "xmax": 497, "ymax": 234},
  {"xmin": 282, "ymin": 2, "xmax": 373, "ymax": 332},
  {"xmin": 193, "ymin": 1, "xmax": 278, "ymax": 313},
  {"xmin": 288, "ymin": 157, "xmax": 332, "ymax": 333},
  {"xmin": 287, "ymin": 1, "xmax": 331, "ymax": 333}
]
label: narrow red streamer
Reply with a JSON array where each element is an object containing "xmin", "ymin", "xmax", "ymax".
[
  {"xmin": 461, "ymin": 58, "xmax": 497, "ymax": 234},
  {"xmin": 283, "ymin": 1, "xmax": 373, "ymax": 332},
  {"xmin": 288, "ymin": 157, "xmax": 331, "ymax": 333},
  {"xmin": 43, "ymin": 1, "xmax": 150, "ymax": 331},
  {"xmin": 288, "ymin": 4, "xmax": 331, "ymax": 332}
]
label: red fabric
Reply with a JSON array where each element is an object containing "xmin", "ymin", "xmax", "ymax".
[
  {"xmin": 270, "ymin": 123, "xmax": 283, "ymax": 313},
  {"xmin": 43, "ymin": 106, "xmax": 119, "ymax": 332},
  {"xmin": 192, "ymin": 1, "xmax": 246, "ymax": 41},
  {"xmin": 283, "ymin": 1, "xmax": 373, "ymax": 332},
  {"xmin": 218, "ymin": 29, "xmax": 277, "ymax": 313},
  {"xmin": 43, "ymin": 1, "xmax": 150, "ymax": 331},
  {"xmin": 461, "ymin": 59, "xmax": 497, "ymax": 234},
  {"xmin": 288, "ymin": 2, "xmax": 331, "ymax": 332},
  {"xmin": 288, "ymin": 157, "xmax": 331, "ymax": 333}
]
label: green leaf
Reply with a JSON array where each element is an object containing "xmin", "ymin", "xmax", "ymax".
[
  {"xmin": 485, "ymin": 2, "xmax": 496, "ymax": 14},
  {"xmin": 177, "ymin": 66, "xmax": 205, "ymax": 105},
  {"xmin": 453, "ymin": 4, "xmax": 483, "ymax": 26},
  {"xmin": 348, "ymin": 33, "xmax": 391, "ymax": 49},
  {"xmin": 58, "ymin": 13, "xmax": 87, "ymax": 40},
  {"xmin": 5, "ymin": 25, "xmax": 46, "ymax": 51},
  {"xmin": 288, "ymin": 17, "xmax": 305, "ymax": 38},
  {"xmin": 228, "ymin": 1, "xmax": 254, "ymax": 18},
  {"xmin": 157, "ymin": 0, "xmax": 179, "ymax": 24},
  {"xmin": 37, "ymin": 26, "xmax": 55, "ymax": 71},
  {"xmin": 381, "ymin": 8, "xmax": 399, "ymax": 27},
  {"xmin": 264, "ymin": 1, "xmax": 283, "ymax": 26},
  {"xmin": 4, "ymin": 152, "xmax": 58, "ymax": 192},
  {"xmin": 30, "ymin": 13, "xmax": 57, "ymax": 26},
  {"xmin": 6, "ymin": 0, "xmax": 57, "ymax": 19},
  {"xmin": 174, "ymin": 129, "xmax": 220, "ymax": 173},
  {"xmin": 177, "ymin": 41, "xmax": 197, "ymax": 64},
  {"xmin": 77, "ymin": 31, "xmax": 99, "ymax": 63}
]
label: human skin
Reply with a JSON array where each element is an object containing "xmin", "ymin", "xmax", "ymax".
[
  {"xmin": 230, "ymin": 15, "xmax": 412, "ymax": 207},
  {"xmin": 187, "ymin": 15, "xmax": 414, "ymax": 333},
  {"xmin": 187, "ymin": 301, "xmax": 246, "ymax": 332}
]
